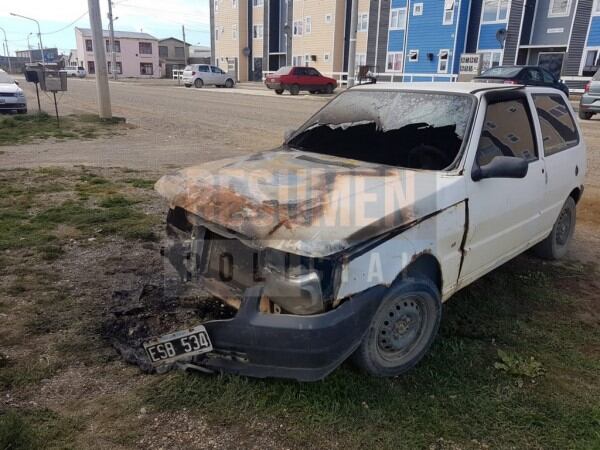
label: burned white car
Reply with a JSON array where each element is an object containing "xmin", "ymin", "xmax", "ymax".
[{"xmin": 153, "ymin": 83, "xmax": 585, "ymax": 380}]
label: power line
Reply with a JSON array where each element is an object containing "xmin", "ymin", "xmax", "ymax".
[{"xmin": 41, "ymin": 11, "xmax": 89, "ymax": 35}]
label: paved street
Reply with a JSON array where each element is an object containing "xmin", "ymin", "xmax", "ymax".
[{"xmin": 2, "ymin": 77, "xmax": 329, "ymax": 170}]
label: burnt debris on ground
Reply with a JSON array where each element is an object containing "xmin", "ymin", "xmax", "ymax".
[{"xmin": 102, "ymin": 281, "xmax": 237, "ymax": 373}]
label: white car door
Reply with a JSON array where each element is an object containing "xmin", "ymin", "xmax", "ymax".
[
  {"xmin": 530, "ymin": 91, "xmax": 586, "ymax": 234},
  {"xmin": 459, "ymin": 91, "xmax": 546, "ymax": 287}
]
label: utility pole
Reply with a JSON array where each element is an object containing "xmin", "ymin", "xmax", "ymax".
[
  {"xmin": 182, "ymin": 25, "xmax": 188, "ymax": 65},
  {"xmin": 0, "ymin": 27, "xmax": 12, "ymax": 73},
  {"xmin": 107, "ymin": 0, "xmax": 118, "ymax": 80},
  {"xmin": 346, "ymin": 0, "xmax": 359, "ymax": 88},
  {"xmin": 88, "ymin": 0, "xmax": 112, "ymax": 118},
  {"xmin": 9, "ymin": 13, "xmax": 45, "ymax": 65}
]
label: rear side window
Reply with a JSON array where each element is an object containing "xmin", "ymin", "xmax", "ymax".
[
  {"xmin": 198, "ymin": 65, "xmax": 210, "ymax": 72},
  {"xmin": 533, "ymin": 94, "xmax": 579, "ymax": 156},
  {"xmin": 477, "ymin": 98, "xmax": 537, "ymax": 166},
  {"xmin": 541, "ymin": 69, "xmax": 555, "ymax": 83}
]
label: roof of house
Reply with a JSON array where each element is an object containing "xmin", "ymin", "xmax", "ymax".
[
  {"xmin": 158, "ymin": 37, "xmax": 191, "ymax": 46},
  {"xmin": 75, "ymin": 27, "xmax": 157, "ymax": 40}
]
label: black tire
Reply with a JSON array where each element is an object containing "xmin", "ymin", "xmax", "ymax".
[
  {"xmin": 184, "ymin": 84, "xmax": 192, "ymax": 88},
  {"xmin": 324, "ymin": 84, "xmax": 334, "ymax": 94},
  {"xmin": 17, "ymin": 109, "xmax": 27, "ymax": 115},
  {"xmin": 309, "ymin": 90, "xmax": 317, "ymax": 94},
  {"xmin": 289, "ymin": 84, "xmax": 300, "ymax": 96},
  {"xmin": 579, "ymin": 110, "xmax": 593, "ymax": 120},
  {"xmin": 194, "ymin": 78, "xmax": 204, "ymax": 88},
  {"xmin": 275, "ymin": 89, "xmax": 284, "ymax": 95},
  {"xmin": 225, "ymin": 79, "xmax": 234, "ymax": 88},
  {"xmin": 533, "ymin": 196, "xmax": 576, "ymax": 260},
  {"xmin": 351, "ymin": 277, "xmax": 442, "ymax": 377}
]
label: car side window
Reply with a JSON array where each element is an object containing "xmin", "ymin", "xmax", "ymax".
[
  {"xmin": 295, "ymin": 67, "xmax": 306, "ymax": 76},
  {"xmin": 476, "ymin": 98, "xmax": 538, "ymax": 167},
  {"xmin": 527, "ymin": 69, "xmax": 542, "ymax": 82},
  {"xmin": 532, "ymin": 94, "xmax": 579, "ymax": 156},
  {"xmin": 211, "ymin": 66, "xmax": 223, "ymax": 74},
  {"xmin": 541, "ymin": 69, "xmax": 555, "ymax": 83},
  {"xmin": 198, "ymin": 66, "xmax": 210, "ymax": 72},
  {"xmin": 307, "ymin": 68, "xmax": 320, "ymax": 76}
]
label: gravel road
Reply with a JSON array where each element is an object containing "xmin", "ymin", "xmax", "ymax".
[{"xmin": 1, "ymin": 77, "xmax": 328, "ymax": 170}]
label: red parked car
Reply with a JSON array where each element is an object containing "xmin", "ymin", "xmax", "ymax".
[{"xmin": 265, "ymin": 66, "xmax": 338, "ymax": 95}]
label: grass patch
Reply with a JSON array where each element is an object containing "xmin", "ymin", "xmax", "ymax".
[
  {"xmin": 0, "ymin": 409, "xmax": 82, "ymax": 449},
  {"xmin": 144, "ymin": 260, "xmax": 600, "ymax": 449},
  {"xmin": 0, "ymin": 112, "xmax": 128, "ymax": 146},
  {"xmin": 124, "ymin": 178, "xmax": 156, "ymax": 189}
]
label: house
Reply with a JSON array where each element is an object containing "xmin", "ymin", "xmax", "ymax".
[
  {"xmin": 189, "ymin": 45, "xmax": 212, "ymax": 64},
  {"xmin": 15, "ymin": 48, "xmax": 59, "ymax": 63},
  {"xmin": 158, "ymin": 37, "xmax": 191, "ymax": 78},
  {"xmin": 211, "ymin": 0, "xmax": 600, "ymax": 88},
  {"xmin": 68, "ymin": 49, "xmax": 80, "ymax": 67},
  {"xmin": 74, "ymin": 27, "xmax": 159, "ymax": 78}
]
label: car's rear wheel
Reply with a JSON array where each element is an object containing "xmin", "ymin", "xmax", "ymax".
[
  {"xmin": 275, "ymin": 89, "xmax": 284, "ymax": 95},
  {"xmin": 351, "ymin": 278, "xmax": 441, "ymax": 377},
  {"xmin": 225, "ymin": 79, "xmax": 234, "ymax": 88},
  {"xmin": 17, "ymin": 109, "xmax": 27, "ymax": 115},
  {"xmin": 324, "ymin": 84, "xmax": 334, "ymax": 94},
  {"xmin": 289, "ymin": 84, "xmax": 300, "ymax": 96},
  {"xmin": 194, "ymin": 78, "xmax": 204, "ymax": 88},
  {"xmin": 533, "ymin": 196, "xmax": 576, "ymax": 260},
  {"xmin": 579, "ymin": 110, "xmax": 593, "ymax": 120}
]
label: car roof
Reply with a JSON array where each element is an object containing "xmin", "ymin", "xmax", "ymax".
[{"xmin": 351, "ymin": 81, "xmax": 521, "ymax": 94}]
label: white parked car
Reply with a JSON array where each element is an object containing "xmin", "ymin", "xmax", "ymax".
[
  {"xmin": 0, "ymin": 70, "xmax": 27, "ymax": 114},
  {"xmin": 153, "ymin": 83, "xmax": 585, "ymax": 380},
  {"xmin": 60, "ymin": 66, "xmax": 87, "ymax": 78},
  {"xmin": 181, "ymin": 64, "xmax": 235, "ymax": 88}
]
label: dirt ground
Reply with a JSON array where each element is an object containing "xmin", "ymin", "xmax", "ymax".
[{"xmin": 1, "ymin": 82, "xmax": 599, "ymax": 449}]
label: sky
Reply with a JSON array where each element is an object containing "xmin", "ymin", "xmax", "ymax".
[{"xmin": 0, "ymin": 0, "xmax": 210, "ymax": 56}]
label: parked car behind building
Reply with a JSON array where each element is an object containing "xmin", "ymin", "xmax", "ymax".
[
  {"xmin": 60, "ymin": 66, "xmax": 87, "ymax": 78},
  {"xmin": 265, "ymin": 66, "xmax": 338, "ymax": 95},
  {"xmin": 0, "ymin": 69, "xmax": 27, "ymax": 114},
  {"xmin": 579, "ymin": 70, "xmax": 600, "ymax": 120},
  {"xmin": 474, "ymin": 66, "xmax": 569, "ymax": 97},
  {"xmin": 152, "ymin": 82, "xmax": 585, "ymax": 381},
  {"xmin": 182, "ymin": 64, "xmax": 235, "ymax": 88}
]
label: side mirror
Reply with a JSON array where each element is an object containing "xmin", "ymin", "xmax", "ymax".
[
  {"xmin": 472, "ymin": 156, "xmax": 529, "ymax": 182},
  {"xmin": 283, "ymin": 128, "xmax": 295, "ymax": 142}
]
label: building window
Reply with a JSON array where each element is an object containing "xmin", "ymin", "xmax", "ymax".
[
  {"xmin": 305, "ymin": 16, "xmax": 312, "ymax": 34},
  {"xmin": 105, "ymin": 40, "xmax": 121, "ymax": 53},
  {"xmin": 443, "ymin": 0, "xmax": 455, "ymax": 25},
  {"xmin": 215, "ymin": 28, "xmax": 219, "ymax": 40},
  {"xmin": 389, "ymin": 8, "xmax": 407, "ymax": 30},
  {"xmin": 385, "ymin": 51, "xmax": 403, "ymax": 72},
  {"xmin": 548, "ymin": 0, "xmax": 571, "ymax": 17},
  {"xmin": 253, "ymin": 24, "xmax": 263, "ymax": 39},
  {"xmin": 582, "ymin": 49, "xmax": 600, "ymax": 76},
  {"xmin": 438, "ymin": 49, "xmax": 450, "ymax": 73},
  {"xmin": 292, "ymin": 55, "xmax": 303, "ymax": 66},
  {"xmin": 108, "ymin": 61, "xmax": 122, "ymax": 74},
  {"xmin": 408, "ymin": 49, "xmax": 419, "ymax": 62},
  {"xmin": 174, "ymin": 46, "xmax": 184, "ymax": 58},
  {"xmin": 139, "ymin": 42, "xmax": 153, "ymax": 55},
  {"xmin": 594, "ymin": 0, "xmax": 600, "ymax": 15},
  {"xmin": 293, "ymin": 20, "xmax": 303, "ymax": 36},
  {"xmin": 232, "ymin": 24, "xmax": 238, "ymax": 39},
  {"xmin": 324, "ymin": 52, "xmax": 330, "ymax": 62},
  {"xmin": 304, "ymin": 54, "xmax": 311, "ymax": 65},
  {"xmin": 482, "ymin": 0, "xmax": 510, "ymax": 23},
  {"xmin": 480, "ymin": 50, "xmax": 502, "ymax": 71},
  {"xmin": 413, "ymin": 3, "xmax": 423, "ymax": 16},
  {"xmin": 85, "ymin": 39, "xmax": 93, "ymax": 52},
  {"xmin": 253, "ymin": 0, "xmax": 263, "ymax": 6},
  {"xmin": 355, "ymin": 53, "xmax": 366, "ymax": 72},
  {"xmin": 325, "ymin": 13, "xmax": 332, "ymax": 24},
  {"xmin": 214, "ymin": 0, "xmax": 218, "ymax": 11},
  {"xmin": 140, "ymin": 62, "xmax": 154, "ymax": 75},
  {"xmin": 159, "ymin": 45, "xmax": 168, "ymax": 57},
  {"xmin": 232, "ymin": 0, "xmax": 237, "ymax": 7},
  {"xmin": 87, "ymin": 61, "xmax": 95, "ymax": 74},
  {"xmin": 357, "ymin": 13, "xmax": 369, "ymax": 31}
]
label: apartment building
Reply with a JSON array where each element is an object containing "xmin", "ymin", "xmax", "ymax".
[
  {"xmin": 211, "ymin": 0, "xmax": 600, "ymax": 85},
  {"xmin": 75, "ymin": 28, "xmax": 159, "ymax": 78}
]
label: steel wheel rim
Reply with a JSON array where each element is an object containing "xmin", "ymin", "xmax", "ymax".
[
  {"xmin": 555, "ymin": 207, "xmax": 572, "ymax": 246},
  {"xmin": 376, "ymin": 295, "xmax": 427, "ymax": 362}
]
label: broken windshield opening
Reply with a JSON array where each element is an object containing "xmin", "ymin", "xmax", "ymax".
[{"xmin": 287, "ymin": 90, "xmax": 475, "ymax": 171}]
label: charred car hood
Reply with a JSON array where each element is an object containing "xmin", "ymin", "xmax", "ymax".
[{"xmin": 155, "ymin": 148, "xmax": 465, "ymax": 257}]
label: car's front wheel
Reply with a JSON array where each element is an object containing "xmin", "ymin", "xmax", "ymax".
[
  {"xmin": 352, "ymin": 277, "xmax": 441, "ymax": 377},
  {"xmin": 194, "ymin": 78, "xmax": 204, "ymax": 88},
  {"xmin": 579, "ymin": 110, "xmax": 593, "ymax": 120},
  {"xmin": 289, "ymin": 84, "xmax": 300, "ymax": 96},
  {"xmin": 533, "ymin": 196, "xmax": 576, "ymax": 260},
  {"xmin": 275, "ymin": 89, "xmax": 284, "ymax": 95}
]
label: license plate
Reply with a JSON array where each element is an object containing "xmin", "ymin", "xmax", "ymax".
[{"xmin": 143, "ymin": 324, "xmax": 213, "ymax": 365}]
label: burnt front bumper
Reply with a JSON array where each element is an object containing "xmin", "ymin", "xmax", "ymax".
[{"xmin": 192, "ymin": 284, "xmax": 383, "ymax": 381}]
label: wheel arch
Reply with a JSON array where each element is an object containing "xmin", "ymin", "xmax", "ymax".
[
  {"xmin": 569, "ymin": 186, "xmax": 582, "ymax": 204},
  {"xmin": 401, "ymin": 253, "xmax": 443, "ymax": 295}
]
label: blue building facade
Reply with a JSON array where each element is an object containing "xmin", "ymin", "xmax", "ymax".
[{"xmin": 364, "ymin": 0, "xmax": 600, "ymax": 84}]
